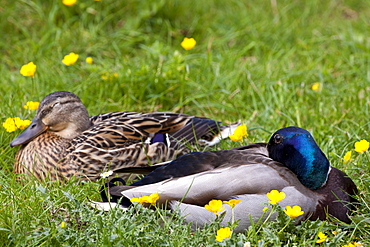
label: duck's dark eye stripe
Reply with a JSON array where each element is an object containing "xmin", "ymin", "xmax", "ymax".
[
  {"xmin": 59, "ymin": 99, "xmax": 79, "ymax": 106},
  {"xmin": 41, "ymin": 109, "xmax": 51, "ymax": 115}
]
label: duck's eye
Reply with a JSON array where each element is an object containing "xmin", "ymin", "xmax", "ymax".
[
  {"xmin": 52, "ymin": 102, "xmax": 60, "ymax": 108},
  {"xmin": 274, "ymin": 134, "xmax": 283, "ymax": 143},
  {"xmin": 41, "ymin": 108, "xmax": 51, "ymax": 116},
  {"xmin": 41, "ymin": 105, "xmax": 57, "ymax": 116}
]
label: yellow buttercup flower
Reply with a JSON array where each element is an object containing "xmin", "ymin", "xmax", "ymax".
[
  {"xmin": 266, "ymin": 190, "xmax": 286, "ymax": 205},
  {"xmin": 354, "ymin": 139, "xmax": 369, "ymax": 153},
  {"xmin": 62, "ymin": 0, "xmax": 76, "ymax": 6},
  {"xmin": 20, "ymin": 62, "xmax": 37, "ymax": 77},
  {"xmin": 341, "ymin": 150, "xmax": 352, "ymax": 163},
  {"xmin": 60, "ymin": 221, "xmax": 66, "ymax": 228},
  {"xmin": 130, "ymin": 192, "xmax": 160, "ymax": 205},
  {"xmin": 342, "ymin": 243, "xmax": 358, "ymax": 247},
  {"xmin": 3, "ymin": 118, "xmax": 18, "ymax": 132},
  {"xmin": 130, "ymin": 197, "xmax": 144, "ymax": 204},
  {"xmin": 229, "ymin": 123, "xmax": 248, "ymax": 142},
  {"xmin": 283, "ymin": 205, "xmax": 304, "ymax": 218},
  {"xmin": 18, "ymin": 119, "xmax": 31, "ymax": 130},
  {"xmin": 23, "ymin": 101, "xmax": 40, "ymax": 110},
  {"xmin": 146, "ymin": 192, "xmax": 160, "ymax": 205},
  {"xmin": 311, "ymin": 82, "xmax": 321, "ymax": 92},
  {"xmin": 181, "ymin": 37, "xmax": 196, "ymax": 50},
  {"xmin": 62, "ymin": 52, "xmax": 79, "ymax": 65},
  {"xmin": 223, "ymin": 199, "xmax": 242, "ymax": 209},
  {"xmin": 316, "ymin": 232, "xmax": 328, "ymax": 243},
  {"xmin": 204, "ymin": 200, "xmax": 225, "ymax": 215},
  {"xmin": 86, "ymin": 57, "xmax": 93, "ymax": 64},
  {"xmin": 215, "ymin": 227, "xmax": 232, "ymax": 242},
  {"xmin": 3, "ymin": 117, "xmax": 31, "ymax": 133},
  {"xmin": 101, "ymin": 72, "xmax": 118, "ymax": 80}
]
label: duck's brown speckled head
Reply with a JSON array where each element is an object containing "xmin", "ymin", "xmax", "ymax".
[{"xmin": 10, "ymin": 91, "xmax": 92, "ymax": 147}]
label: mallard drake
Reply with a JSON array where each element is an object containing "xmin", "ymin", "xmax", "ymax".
[
  {"xmin": 95, "ymin": 126, "xmax": 357, "ymax": 232},
  {"xmin": 10, "ymin": 91, "xmax": 239, "ymax": 181}
]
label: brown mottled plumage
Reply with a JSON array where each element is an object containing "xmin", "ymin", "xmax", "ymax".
[{"xmin": 10, "ymin": 91, "xmax": 239, "ymax": 181}]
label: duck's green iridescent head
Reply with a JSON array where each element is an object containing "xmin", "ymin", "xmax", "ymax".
[{"xmin": 267, "ymin": 126, "xmax": 330, "ymax": 190}]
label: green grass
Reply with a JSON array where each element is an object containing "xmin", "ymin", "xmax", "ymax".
[{"xmin": 1, "ymin": 0, "xmax": 370, "ymax": 245}]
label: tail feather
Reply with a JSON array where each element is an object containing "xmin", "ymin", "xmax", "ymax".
[
  {"xmin": 168, "ymin": 118, "xmax": 240, "ymax": 149},
  {"xmin": 197, "ymin": 121, "xmax": 241, "ymax": 146}
]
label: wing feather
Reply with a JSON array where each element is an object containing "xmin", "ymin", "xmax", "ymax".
[{"xmin": 121, "ymin": 163, "xmax": 315, "ymax": 205}]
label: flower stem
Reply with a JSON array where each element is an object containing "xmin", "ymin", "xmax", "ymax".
[
  {"xmin": 231, "ymin": 207, "xmax": 235, "ymax": 224},
  {"xmin": 255, "ymin": 205, "xmax": 276, "ymax": 235},
  {"xmin": 277, "ymin": 218, "xmax": 292, "ymax": 234}
]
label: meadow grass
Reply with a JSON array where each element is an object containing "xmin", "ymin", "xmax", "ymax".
[{"xmin": 1, "ymin": 0, "xmax": 369, "ymax": 246}]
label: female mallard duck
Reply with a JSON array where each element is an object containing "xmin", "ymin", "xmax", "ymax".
[
  {"xmin": 96, "ymin": 127, "xmax": 357, "ymax": 232},
  {"xmin": 10, "ymin": 91, "xmax": 238, "ymax": 181}
]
